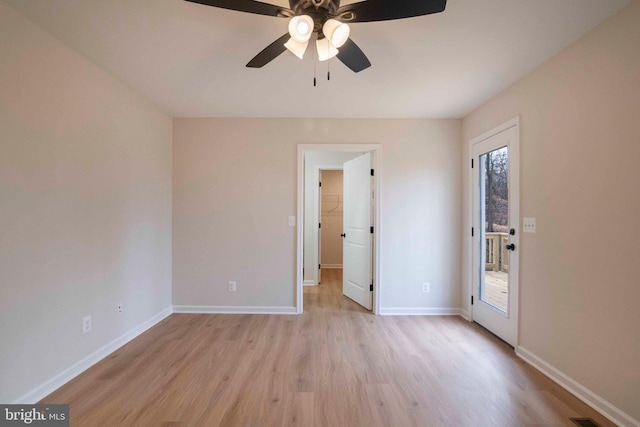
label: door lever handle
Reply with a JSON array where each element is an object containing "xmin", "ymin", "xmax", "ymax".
[{"xmin": 506, "ymin": 243, "xmax": 516, "ymax": 251}]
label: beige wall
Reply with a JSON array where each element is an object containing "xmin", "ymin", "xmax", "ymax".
[
  {"xmin": 321, "ymin": 170, "xmax": 343, "ymax": 195},
  {"xmin": 0, "ymin": 2, "xmax": 173, "ymax": 403},
  {"xmin": 462, "ymin": 1, "xmax": 640, "ymax": 422},
  {"xmin": 321, "ymin": 170, "xmax": 343, "ymax": 267},
  {"xmin": 173, "ymin": 118, "xmax": 461, "ymax": 310}
]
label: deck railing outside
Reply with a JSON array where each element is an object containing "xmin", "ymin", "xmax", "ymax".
[{"xmin": 486, "ymin": 232, "xmax": 509, "ymax": 273}]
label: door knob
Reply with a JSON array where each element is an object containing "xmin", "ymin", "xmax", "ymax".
[
  {"xmin": 506, "ymin": 243, "xmax": 516, "ymax": 251},
  {"xmin": 340, "ymin": 233, "xmax": 346, "ymax": 238}
]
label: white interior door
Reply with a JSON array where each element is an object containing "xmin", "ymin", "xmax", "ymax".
[
  {"xmin": 343, "ymin": 153, "xmax": 373, "ymax": 310},
  {"xmin": 472, "ymin": 123, "xmax": 519, "ymax": 347}
]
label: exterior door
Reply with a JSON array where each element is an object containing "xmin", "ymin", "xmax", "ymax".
[
  {"xmin": 343, "ymin": 153, "xmax": 373, "ymax": 310},
  {"xmin": 472, "ymin": 123, "xmax": 519, "ymax": 346}
]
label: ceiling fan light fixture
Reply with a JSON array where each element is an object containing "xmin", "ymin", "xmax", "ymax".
[
  {"xmin": 288, "ymin": 15, "xmax": 314, "ymax": 43},
  {"xmin": 316, "ymin": 38, "xmax": 339, "ymax": 62},
  {"xmin": 284, "ymin": 38, "xmax": 309, "ymax": 59},
  {"xmin": 186, "ymin": 0, "xmax": 448, "ymax": 72},
  {"xmin": 323, "ymin": 19, "xmax": 350, "ymax": 48}
]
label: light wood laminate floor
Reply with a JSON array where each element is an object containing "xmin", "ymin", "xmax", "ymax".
[{"xmin": 41, "ymin": 269, "xmax": 613, "ymax": 426}]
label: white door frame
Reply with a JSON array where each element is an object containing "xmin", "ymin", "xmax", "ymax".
[
  {"xmin": 468, "ymin": 116, "xmax": 520, "ymax": 346},
  {"xmin": 297, "ymin": 144, "xmax": 382, "ymax": 314}
]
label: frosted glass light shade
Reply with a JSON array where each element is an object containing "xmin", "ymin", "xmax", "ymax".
[
  {"xmin": 288, "ymin": 15, "xmax": 314, "ymax": 43},
  {"xmin": 316, "ymin": 38, "xmax": 339, "ymax": 61},
  {"xmin": 323, "ymin": 19, "xmax": 350, "ymax": 48},
  {"xmin": 285, "ymin": 38, "xmax": 309, "ymax": 59}
]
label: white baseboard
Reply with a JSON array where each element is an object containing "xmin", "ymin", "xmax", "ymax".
[
  {"xmin": 516, "ymin": 346, "xmax": 639, "ymax": 427},
  {"xmin": 13, "ymin": 306, "xmax": 173, "ymax": 404},
  {"xmin": 173, "ymin": 305, "xmax": 297, "ymax": 315},
  {"xmin": 379, "ymin": 307, "xmax": 463, "ymax": 316},
  {"xmin": 303, "ymin": 280, "xmax": 316, "ymax": 287},
  {"xmin": 321, "ymin": 264, "xmax": 342, "ymax": 269},
  {"xmin": 459, "ymin": 309, "xmax": 471, "ymax": 321}
]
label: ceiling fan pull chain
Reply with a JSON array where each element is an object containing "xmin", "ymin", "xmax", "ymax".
[
  {"xmin": 313, "ymin": 41, "xmax": 318, "ymax": 87},
  {"xmin": 313, "ymin": 59, "xmax": 317, "ymax": 87},
  {"xmin": 327, "ymin": 57, "xmax": 331, "ymax": 81}
]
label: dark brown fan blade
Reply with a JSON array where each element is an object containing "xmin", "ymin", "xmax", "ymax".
[
  {"xmin": 336, "ymin": 38, "xmax": 371, "ymax": 73},
  {"xmin": 246, "ymin": 33, "xmax": 290, "ymax": 68},
  {"xmin": 184, "ymin": 0, "xmax": 292, "ymax": 18},
  {"xmin": 336, "ymin": 0, "xmax": 446, "ymax": 23}
]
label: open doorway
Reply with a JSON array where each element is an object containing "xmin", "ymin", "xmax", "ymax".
[
  {"xmin": 319, "ymin": 169, "xmax": 344, "ymax": 281},
  {"xmin": 296, "ymin": 144, "xmax": 381, "ymax": 314}
]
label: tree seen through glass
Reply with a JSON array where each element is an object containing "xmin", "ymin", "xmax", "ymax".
[
  {"xmin": 484, "ymin": 146, "xmax": 509, "ymax": 233},
  {"xmin": 480, "ymin": 146, "xmax": 509, "ymax": 313}
]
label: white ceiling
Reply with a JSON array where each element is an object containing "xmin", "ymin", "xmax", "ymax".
[{"xmin": 4, "ymin": 0, "xmax": 631, "ymax": 118}]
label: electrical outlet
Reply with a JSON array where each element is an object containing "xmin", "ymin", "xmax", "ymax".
[
  {"xmin": 228, "ymin": 281, "xmax": 237, "ymax": 292},
  {"xmin": 83, "ymin": 315, "xmax": 92, "ymax": 334},
  {"xmin": 117, "ymin": 302, "xmax": 123, "ymax": 315},
  {"xmin": 423, "ymin": 282, "xmax": 431, "ymax": 293}
]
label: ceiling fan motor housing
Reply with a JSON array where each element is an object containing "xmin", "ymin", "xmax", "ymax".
[{"xmin": 291, "ymin": 0, "xmax": 339, "ymax": 14}]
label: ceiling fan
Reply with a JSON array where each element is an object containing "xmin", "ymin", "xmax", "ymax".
[{"xmin": 184, "ymin": 0, "xmax": 447, "ymax": 73}]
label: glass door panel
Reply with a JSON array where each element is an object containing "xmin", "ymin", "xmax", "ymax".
[{"xmin": 479, "ymin": 146, "xmax": 509, "ymax": 314}]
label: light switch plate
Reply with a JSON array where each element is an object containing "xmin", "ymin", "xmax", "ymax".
[{"xmin": 523, "ymin": 217, "xmax": 536, "ymax": 233}]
